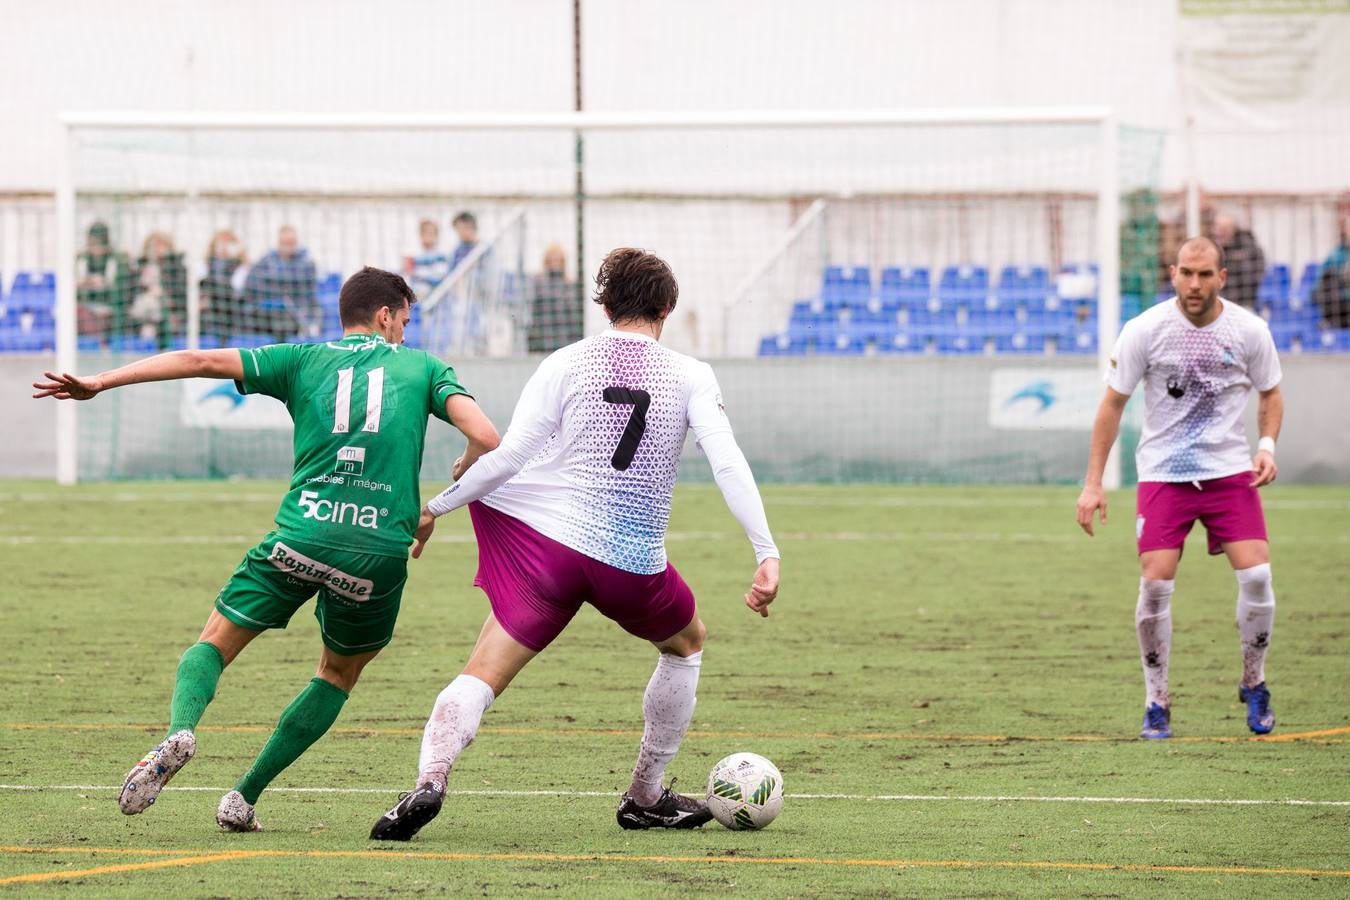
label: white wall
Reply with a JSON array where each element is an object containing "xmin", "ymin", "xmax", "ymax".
[{"xmin": 6, "ymin": 0, "xmax": 1346, "ymax": 192}]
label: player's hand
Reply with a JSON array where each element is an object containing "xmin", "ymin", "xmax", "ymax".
[
  {"xmin": 1250, "ymin": 451, "xmax": 1277, "ymax": 488},
  {"xmin": 745, "ymin": 558, "xmax": 779, "ymax": 618},
  {"xmin": 1076, "ymin": 484, "xmax": 1107, "ymax": 536},
  {"xmin": 32, "ymin": 372, "xmax": 103, "ymax": 401},
  {"xmin": 451, "ymin": 455, "xmax": 468, "ymax": 481},
  {"xmin": 410, "ymin": 507, "xmax": 436, "ymax": 559}
]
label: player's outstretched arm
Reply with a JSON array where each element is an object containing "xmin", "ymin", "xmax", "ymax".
[
  {"xmin": 1250, "ymin": 386, "xmax": 1283, "ymax": 488},
  {"xmin": 445, "ymin": 393, "xmax": 500, "ymax": 480},
  {"xmin": 698, "ymin": 429, "xmax": 781, "ymax": 617},
  {"xmin": 1076, "ymin": 387, "xmax": 1130, "ymax": 536},
  {"xmin": 32, "ymin": 349, "xmax": 245, "ymax": 401}
]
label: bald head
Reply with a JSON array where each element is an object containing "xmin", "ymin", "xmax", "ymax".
[{"xmin": 1177, "ymin": 235, "xmax": 1225, "ymax": 270}]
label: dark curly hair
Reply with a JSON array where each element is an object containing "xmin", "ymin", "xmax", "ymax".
[
  {"xmin": 592, "ymin": 248, "xmax": 678, "ymax": 325},
  {"xmin": 339, "ymin": 266, "xmax": 414, "ymax": 327}
]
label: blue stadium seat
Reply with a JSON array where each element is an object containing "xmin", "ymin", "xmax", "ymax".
[
  {"xmin": 169, "ymin": 335, "xmax": 223, "ymax": 350},
  {"xmin": 108, "ymin": 336, "xmax": 159, "ymax": 354},
  {"xmin": 228, "ymin": 332, "xmax": 275, "ymax": 348},
  {"xmin": 879, "ymin": 266, "xmax": 930, "ymax": 302},
  {"xmin": 1257, "ymin": 265, "xmax": 1291, "ymax": 305},
  {"xmin": 1294, "ymin": 262, "xmax": 1320, "ymax": 304},
  {"xmin": 996, "ymin": 265, "xmax": 1050, "ymax": 301},
  {"xmin": 319, "ymin": 272, "xmax": 343, "ymax": 295},
  {"xmin": 966, "ymin": 308, "xmax": 1018, "ymax": 337},
  {"xmin": 78, "ymin": 336, "xmax": 103, "ymax": 351},
  {"xmin": 875, "ymin": 331, "xmax": 925, "ymax": 354},
  {"xmin": 822, "ymin": 265, "xmax": 871, "ymax": 305},
  {"xmin": 1305, "ymin": 328, "xmax": 1350, "ymax": 353},
  {"xmin": 936, "ymin": 332, "xmax": 985, "ymax": 355},
  {"xmin": 938, "ymin": 265, "xmax": 988, "ymax": 303},
  {"xmin": 995, "ymin": 331, "xmax": 1047, "ymax": 354},
  {"xmin": 1055, "ymin": 320, "xmax": 1099, "ymax": 354},
  {"xmin": 841, "ymin": 308, "xmax": 899, "ymax": 343}
]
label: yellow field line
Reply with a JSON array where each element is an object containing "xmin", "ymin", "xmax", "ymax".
[
  {"xmin": 0, "ymin": 850, "xmax": 258, "ymax": 886},
  {"xmin": 0, "ymin": 846, "xmax": 1345, "ymax": 879},
  {"xmin": 4, "ymin": 722, "xmax": 1348, "ymax": 744}
]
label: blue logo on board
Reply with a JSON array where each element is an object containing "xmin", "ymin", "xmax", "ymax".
[{"xmin": 1005, "ymin": 380, "xmax": 1055, "ymax": 412}]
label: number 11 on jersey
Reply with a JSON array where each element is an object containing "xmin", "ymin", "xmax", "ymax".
[{"xmin": 333, "ymin": 367, "xmax": 385, "ymax": 434}]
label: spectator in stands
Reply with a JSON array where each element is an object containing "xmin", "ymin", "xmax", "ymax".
[
  {"xmin": 244, "ymin": 225, "xmax": 320, "ymax": 341},
  {"xmin": 527, "ymin": 243, "xmax": 583, "ymax": 352},
  {"xmin": 200, "ymin": 229, "xmax": 249, "ymax": 342},
  {"xmin": 76, "ymin": 221, "xmax": 132, "ymax": 341},
  {"xmin": 132, "ymin": 231, "xmax": 188, "ymax": 348},
  {"xmin": 450, "ymin": 211, "xmax": 479, "ymax": 271},
  {"xmin": 404, "ymin": 219, "xmax": 451, "ymax": 300},
  {"xmin": 1314, "ymin": 211, "xmax": 1350, "ymax": 329},
  {"xmin": 1210, "ymin": 213, "xmax": 1266, "ymax": 309}
]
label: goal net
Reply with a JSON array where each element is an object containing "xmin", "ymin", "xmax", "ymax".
[{"xmin": 56, "ymin": 111, "xmax": 1162, "ymax": 485}]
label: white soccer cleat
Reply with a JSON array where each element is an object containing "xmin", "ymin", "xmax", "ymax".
[
  {"xmin": 118, "ymin": 730, "xmax": 196, "ymax": 815},
  {"xmin": 216, "ymin": 789, "xmax": 263, "ymax": 832}
]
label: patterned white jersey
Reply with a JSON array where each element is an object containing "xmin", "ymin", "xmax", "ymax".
[
  {"xmin": 1106, "ymin": 298, "xmax": 1281, "ymax": 483},
  {"xmin": 426, "ymin": 330, "xmax": 778, "ymax": 574}
]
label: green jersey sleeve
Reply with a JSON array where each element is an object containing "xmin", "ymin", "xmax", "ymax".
[
  {"xmin": 427, "ymin": 353, "xmax": 472, "ymax": 424},
  {"xmin": 236, "ymin": 344, "xmax": 302, "ymax": 403}
]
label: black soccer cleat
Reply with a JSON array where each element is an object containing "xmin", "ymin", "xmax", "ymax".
[
  {"xmin": 616, "ymin": 781, "xmax": 714, "ymax": 830},
  {"xmin": 370, "ymin": 783, "xmax": 444, "ymax": 841}
]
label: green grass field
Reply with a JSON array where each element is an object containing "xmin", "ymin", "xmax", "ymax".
[{"xmin": 1, "ymin": 481, "xmax": 1347, "ymax": 897}]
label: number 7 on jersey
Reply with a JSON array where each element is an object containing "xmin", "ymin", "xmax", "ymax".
[{"xmin": 602, "ymin": 386, "xmax": 650, "ymax": 471}]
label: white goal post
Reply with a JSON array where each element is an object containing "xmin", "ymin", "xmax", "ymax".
[{"xmin": 54, "ymin": 107, "xmax": 1124, "ymax": 488}]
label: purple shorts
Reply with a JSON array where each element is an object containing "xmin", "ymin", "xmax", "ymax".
[
  {"xmin": 468, "ymin": 501, "xmax": 696, "ymax": 652},
  {"xmin": 1136, "ymin": 472, "xmax": 1268, "ymax": 556}
]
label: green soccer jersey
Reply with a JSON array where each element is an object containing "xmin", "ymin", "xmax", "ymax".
[{"xmin": 236, "ymin": 333, "xmax": 470, "ymax": 558}]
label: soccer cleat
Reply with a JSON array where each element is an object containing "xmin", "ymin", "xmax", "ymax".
[
  {"xmin": 370, "ymin": 783, "xmax": 445, "ymax": 842},
  {"xmin": 1239, "ymin": 682, "xmax": 1275, "ymax": 734},
  {"xmin": 616, "ymin": 781, "xmax": 714, "ymax": 830},
  {"xmin": 118, "ymin": 730, "xmax": 196, "ymax": 815},
  {"xmin": 1140, "ymin": 703, "xmax": 1171, "ymax": 740},
  {"xmin": 216, "ymin": 790, "xmax": 262, "ymax": 832}
]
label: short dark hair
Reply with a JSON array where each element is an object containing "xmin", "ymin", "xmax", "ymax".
[
  {"xmin": 339, "ymin": 266, "xmax": 414, "ymax": 327},
  {"xmin": 1178, "ymin": 235, "xmax": 1226, "ymax": 270},
  {"xmin": 592, "ymin": 248, "xmax": 678, "ymax": 324},
  {"xmin": 452, "ymin": 211, "xmax": 476, "ymax": 228}
]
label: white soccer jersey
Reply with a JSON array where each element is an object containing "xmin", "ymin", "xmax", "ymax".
[
  {"xmin": 427, "ymin": 330, "xmax": 779, "ymax": 574},
  {"xmin": 1106, "ymin": 298, "xmax": 1281, "ymax": 483}
]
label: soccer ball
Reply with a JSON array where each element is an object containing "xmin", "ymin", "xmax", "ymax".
[{"xmin": 706, "ymin": 752, "xmax": 783, "ymax": 830}]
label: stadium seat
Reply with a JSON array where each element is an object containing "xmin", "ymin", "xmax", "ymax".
[
  {"xmin": 996, "ymin": 265, "xmax": 1050, "ymax": 301},
  {"xmin": 995, "ymin": 331, "xmax": 1047, "ymax": 354},
  {"xmin": 169, "ymin": 335, "xmax": 223, "ymax": 350},
  {"xmin": 879, "ymin": 266, "xmax": 930, "ymax": 302},
  {"xmin": 1294, "ymin": 262, "xmax": 1320, "ymax": 304},
  {"xmin": 228, "ymin": 332, "xmax": 275, "ymax": 348},
  {"xmin": 822, "ymin": 265, "xmax": 871, "ymax": 305},
  {"xmin": 1054, "ymin": 322, "xmax": 1099, "ymax": 354},
  {"xmin": 319, "ymin": 272, "xmax": 343, "ymax": 296},
  {"xmin": 108, "ymin": 336, "xmax": 159, "ymax": 354},
  {"xmin": 938, "ymin": 265, "xmax": 988, "ymax": 303},
  {"xmin": 841, "ymin": 308, "xmax": 899, "ymax": 343},
  {"xmin": 1305, "ymin": 328, "xmax": 1350, "ymax": 353},
  {"xmin": 966, "ymin": 308, "xmax": 1017, "ymax": 337},
  {"xmin": 77, "ymin": 336, "xmax": 103, "ymax": 352},
  {"xmin": 1258, "ymin": 265, "xmax": 1291, "ymax": 305},
  {"xmin": 875, "ymin": 331, "xmax": 925, "ymax": 354}
]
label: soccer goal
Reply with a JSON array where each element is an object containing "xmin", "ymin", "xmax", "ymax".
[{"xmin": 55, "ymin": 109, "xmax": 1160, "ymax": 486}]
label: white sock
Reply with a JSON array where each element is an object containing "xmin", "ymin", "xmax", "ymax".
[
  {"xmin": 417, "ymin": 674, "xmax": 495, "ymax": 793},
  {"xmin": 1136, "ymin": 578, "xmax": 1174, "ymax": 708},
  {"xmin": 628, "ymin": 651, "xmax": 702, "ymax": 806},
  {"xmin": 1235, "ymin": 563, "xmax": 1275, "ymax": 687}
]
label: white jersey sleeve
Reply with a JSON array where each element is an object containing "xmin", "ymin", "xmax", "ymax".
[
  {"xmin": 424, "ymin": 352, "xmax": 565, "ymax": 516},
  {"xmin": 1106, "ymin": 316, "xmax": 1149, "ymax": 396},
  {"xmin": 1246, "ymin": 322, "xmax": 1283, "ymax": 392},
  {"xmin": 685, "ymin": 363, "xmax": 779, "ymax": 562}
]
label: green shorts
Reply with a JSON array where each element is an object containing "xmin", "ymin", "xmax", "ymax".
[{"xmin": 214, "ymin": 532, "xmax": 408, "ymax": 655}]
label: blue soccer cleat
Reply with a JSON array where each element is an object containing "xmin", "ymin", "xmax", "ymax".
[
  {"xmin": 1239, "ymin": 682, "xmax": 1275, "ymax": 734},
  {"xmin": 1140, "ymin": 703, "xmax": 1171, "ymax": 739}
]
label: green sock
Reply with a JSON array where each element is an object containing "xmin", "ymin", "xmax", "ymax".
[
  {"xmin": 235, "ymin": 677, "xmax": 349, "ymax": 805},
  {"xmin": 167, "ymin": 642, "xmax": 225, "ymax": 735}
]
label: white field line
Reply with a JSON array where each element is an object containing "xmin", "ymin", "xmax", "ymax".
[
  {"xmin": 0, "ymin": 784, "xmax": 1346, "ymax": 806},
  {"xmin": 0, "ymin": 492, "xmax": 1344, "ymax": 512},
  {"xmin": 4, "ymin": 530, "xmax": 1350, "ymax": 547}
]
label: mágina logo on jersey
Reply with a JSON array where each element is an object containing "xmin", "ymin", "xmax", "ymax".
[{"xmin": 297, "ymin": 490, "xmax": 384, "ymax": 530}]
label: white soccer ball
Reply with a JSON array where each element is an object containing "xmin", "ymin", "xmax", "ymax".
[{"xmin": 706, "ymin": 752, "xmax": 783, "ymax": 830}]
